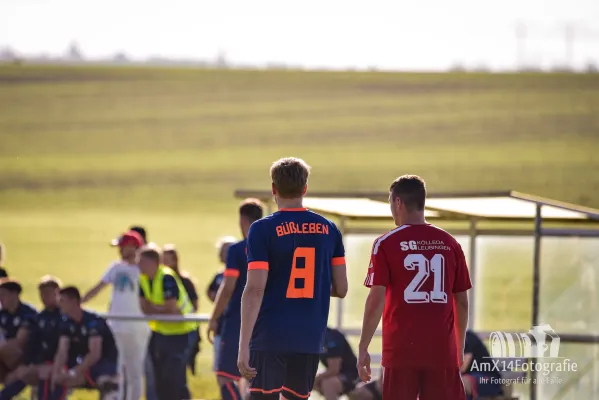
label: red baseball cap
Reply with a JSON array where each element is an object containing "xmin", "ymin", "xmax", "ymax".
[{"xmin": 110, "ymin": 230, "xmax": 144, "ymax": 248}]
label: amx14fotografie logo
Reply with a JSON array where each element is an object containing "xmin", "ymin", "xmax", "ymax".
[{"xmin": 471, "ymin": 324, "xmax": 578, "ymax": 382}]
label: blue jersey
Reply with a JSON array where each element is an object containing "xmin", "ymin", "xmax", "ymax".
[
  {"xmin": 26, "ymin": 307, "xmax": 63, "ymax": 363},
  {"xmin": 222, "ymin": 240, "xmax": 248, "ymax": 321},
  {"xmin": 320, "ymin": 328, "xmax": 358, "ymax": 379},
  {"xmin": 0, "ymin": 302, "xmax": 37, "ymax": 340},
  {"xmin": 59, "ymin": 311, "xmax": 118, "ymax": 363},
  {"xmin": 208, "ymin": 272, "xmax": 225, "ymax": 335},
  {"xmin": 247, "ymin": 208, "xmax": 345, "ymax": 354}
]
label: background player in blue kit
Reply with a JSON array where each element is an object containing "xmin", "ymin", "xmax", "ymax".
[
  {"xmin": 238, "ymin": 157, "xmax": 348, "ymax": 400},
  {"xmin": 208, "ymin": 199, "xmax": 264, "ymax": 400},
  {"xmin": 461, "ymin": 330, "xmax": 503, "ymax": 400},
  {"xmin": 314, "ymin": 327, "xmax": 359, "ymax": 400},
  {"xmin": 0, "ymin": 276, "xmax": 62, "ymax": 400},
  {"xmin": 0, "ymin": 279, "xmax": 37, "ymax": 385},
  {"xmin": 44, "ymin": 286, "xmax": 119, "ymax": 400}
]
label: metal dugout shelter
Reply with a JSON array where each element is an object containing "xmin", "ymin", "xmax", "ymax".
[{"xmin": 235, "ymin": 189, "xmax": 599, "ymax": 400}]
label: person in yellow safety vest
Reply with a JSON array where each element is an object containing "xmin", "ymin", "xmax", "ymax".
[{"xmin": 138, "ymin": 246, "xmax": 197, "ymax": 400}]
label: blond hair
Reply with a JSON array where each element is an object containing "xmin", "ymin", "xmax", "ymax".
[
  {"xmin": 38, "ymin": 275, "xmax": 62, "ymax": 290},
  {"xmin": 270, "ymin": 157, "xmax": 311, "ymax": 198}
]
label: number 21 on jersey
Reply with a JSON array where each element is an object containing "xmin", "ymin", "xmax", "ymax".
[{"xmin": 404, "ymin": 254, "xmax": 448, "ymax": 303}]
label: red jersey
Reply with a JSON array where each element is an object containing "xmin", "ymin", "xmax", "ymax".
[{"xmin": 364, "ymin": 224, "xmax": 472, "ymax": 368}]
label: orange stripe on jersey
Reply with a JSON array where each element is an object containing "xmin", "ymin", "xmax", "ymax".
[
  {"xmin": 223, "ymin": 269, "xmax": 240, "ymax": 278},
  {"xmin": 282, "ymin": 386, "xmax": 311, "ymax": 398},
  {"xmin": 248, "ymin": 261, "xmax": 269, "ymax": 270},
  {"xmin": 279, "ymin": 208, "xmax": 307, "ymax": 212},
  {"xmin": 249, "ymin": 387, "xmax": 283, "ymax": 394},
  {"xmin": 331, "ymin": 256, "xmax": 345, "ymax": 266},
  {"xmin": 215, "ymin": 371, "xmax": 241, "ymax": 381}
]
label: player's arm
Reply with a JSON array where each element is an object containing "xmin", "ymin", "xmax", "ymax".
[
  {"xmin": 0, "ymin": 312, "xmax": 36, "ymax": 349},
  {"xmin": 453, "ymin": 244, "xmax": 472, "ymax": 365},
  {"xmin": 240, "ymin": 224, "xmax": 268, "ymax": 352},
  {"xmin": 142, "ymin": 275, "xmax": 181, "ymax": 315},
  {"xmin": 184, "ymin": 279, "xmax": 199, "ymax": 311},
  {"xmin": 358, "ymin": 242, "xmax": 389, "ymax": 352},
  {"xmin": 317, "ymin": 357, "xmax": 342, "ymax": 381},
  {"xmin": 331, "ymin": 226, "xmax": 348, "ymax": 298},
  {"xmin": 14, "ymin": 315, "xmax": 35, "ymax": 349},
  {"xmin": 317, "ymin": 333, "xmax": 344, "ymax": 379},
  {"xmin": 82, "ymin": 282, "xmax": 108, "ymax": 304},
  {"xmin": 82, "ymin": 264, "xmax": 114, "ymax": 304},
  {"xmin": 460, "ymin": 332, "xmax": 475, "ymax": 373},
  {"xmin": 461, "ymin": 352, "xmax": 474, "ymax": 374},
  {"xmin": 206, "ymin": 274, "xmax": 220, "ymax": 303},
  {"xmin": 210, "ymin": 248, "xmax": 239, "ymax": 323},
  {"xmin": 52, "ymin": 336, "xmax": 70, "ymax": 378},
  {"xmin": 22, "ymin": 321, "xmax": 39, "ymax": 365},
  {"xmin": 74, "ymin": 321, "xmax": 104, "ymax": 375}
]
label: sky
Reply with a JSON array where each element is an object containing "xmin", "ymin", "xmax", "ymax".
[{"xmin": 1, "ymin": 0, "xmax": 598, "ymax": 71}]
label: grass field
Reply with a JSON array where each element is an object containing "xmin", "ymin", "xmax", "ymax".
[{"xmin": 1, "ymin": 64, "xmax": 599, "ymax": 399}]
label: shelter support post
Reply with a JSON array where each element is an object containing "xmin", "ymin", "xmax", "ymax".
[
  {"xmin": 468, "ymin": 218, "xmax": 478, "ymax": 329},
  {"xmin": 530, "ymin": 204, "xmax": 543, "ymax": 400},
  {"xmin": 337, "ymin": 216, "xmax": 347, "ymax": 330}
]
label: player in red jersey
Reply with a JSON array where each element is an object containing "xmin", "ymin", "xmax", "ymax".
[
  {"xmin": 357, "ymin": 175, "xmax": 471, "ymax": 400},
  {"xmin": 238, "ymin": 157, "xmax": 348, "ymax": 400}
]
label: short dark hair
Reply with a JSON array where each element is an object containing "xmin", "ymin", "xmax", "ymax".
[
  {"xmin": 59, "ymin": 286, "xmax": 81, "ymax": 302},
  {"xmin": 389, "ymin": 175, "xmax": 427, "ymax": 212},
  {"xmin": 129, "ymin": 226, "xmax": 147, "ymax": 243},
  {"xmin": 239, "ymin": 198, "xmax": 264, "ymax": 223},
  {"xmin": 0, "ymin": 278, "xmax": 22, "ymax": 294},
  {"xmin": 139, "ymin": 247, "xmax": 160, "ymax": 264},
  {"xmin": 38, "ymin": 275, "xmax": 62, "ymax": 290},
  {"xmin": 270, "ymin": 157, "xmax": 311, "ymax": 198}
]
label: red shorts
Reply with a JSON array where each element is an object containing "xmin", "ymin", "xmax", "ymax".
[{"xmin": 383, "ymin": 366, "xmax": 466, "ymax": 400}]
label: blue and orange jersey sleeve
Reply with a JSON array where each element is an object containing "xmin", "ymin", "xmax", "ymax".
[
  {"xmin": 223, "ymin": 242, "xmax": 241, "ymax": 278},
  {"xmin": 331, "ymin": 224, "xmax": 346, "ymax": 267},
  {"xmin": 246, "ymin": 221, "xmax": 269, "ymax": 271}
]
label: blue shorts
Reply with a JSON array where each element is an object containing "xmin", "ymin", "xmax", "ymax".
[
  {"xmin": 83, "ymin": 359, "xmax": 118, "ymax": 388},
  {"xmin": 463, "ymin": 372, "xmax": 503, "ymax": 399},
  {"xmin": 212, "ymin": 335, "xmax": 221, "ymax": 372},
  {"xmin": 216, "ymin": 320, "xmax": 241, "ymax": 380},
  {"xmin": 249, "ymin": 351, "xmax": 319, "ymax": 400}
]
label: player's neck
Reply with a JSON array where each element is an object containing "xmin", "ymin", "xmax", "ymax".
[
  {"xmin": 401, "ymin": 213, "xmax": 427, "ymax": 226},
  {"xmin": 5, "ymin": 301, "xmax": 19, "ymax": 314},
  {"xmin": 70, "ymin": 308, "xmax": 84, "ymax": 322},
  {"xmin": 122, "ymin": 255, "xmax": 135, "ymax": 264},
  {"xmin": 277, "ymin": 198, "xmax": 303, "ymax": 210}
]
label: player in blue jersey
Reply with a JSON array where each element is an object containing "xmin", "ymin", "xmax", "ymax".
[
  {"xmin": 43, "ymin": 286, "xmax": 119, "ymax": 400},
  {"xmin": 0, "ymin": 276, "xmax": 62, "ymax": 400},
  {"xmin": 208, "ymin": 199, "xmax": 264, "ymax": 400},
  {"xmin": 314, "ymin": 327, "xmax": 359, "ymax": 400},
  {"xmin": 0, "ymin": 279, "xmax": 37, "ymax": 385},
  {"xmin": 238, "ymin": 157, "xmax": 348, "ymax": 400}
]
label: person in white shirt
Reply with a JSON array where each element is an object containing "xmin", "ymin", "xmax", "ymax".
[{"xmin": 82, "ymin": 230, "xmax": 150, "ymax": 400}]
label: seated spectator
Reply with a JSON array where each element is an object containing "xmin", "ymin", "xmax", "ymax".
[
  {"xmin": 0, "ymin": 243, "xmax": 7, "ymax": 278},
  {"xmin": 0, "ymin": 276, "xmax": 62, "ymax": 400},
  {"xmin": 314, "ymin": 327, "xmax": 359, "ymax": 400},
  {"xmin": 461, "ymin": 330, "xmax": 503, "ymax": 400},
  {"xmin": 162, "ymin": 244, "xmax": 201, "ymax": 374},
  {"xmin": 0, "ymin": 279, "xmax": 37, "ymax": 384},
  {"xmin": 206, "ymin": 236, "xmax": 235, "ymax": 373},
  {"xmin": 42, "ymin": 286, "xmax": 120, "ymax": 400},
  {"xmin": 349, "ymin": 367, "xmax": 382, "ymax": 400}
]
